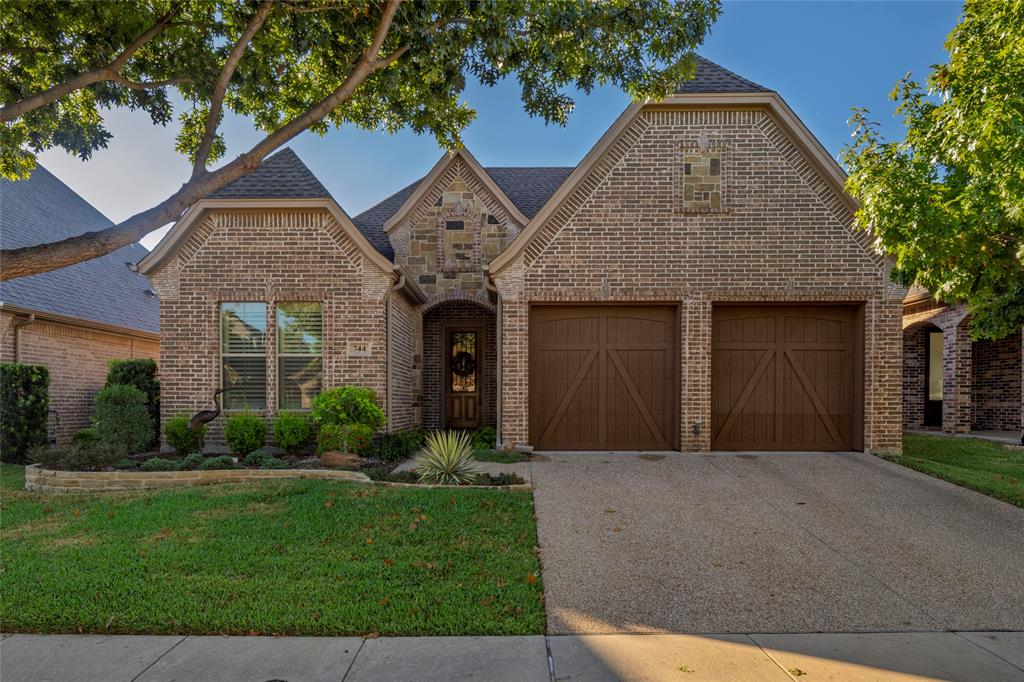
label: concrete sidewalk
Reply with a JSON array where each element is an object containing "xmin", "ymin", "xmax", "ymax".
[{"xmin": 2, "ymin": 632, "xmax": 1022, "ymax": 681}]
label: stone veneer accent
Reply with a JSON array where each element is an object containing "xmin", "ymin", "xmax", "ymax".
[
  {"xmin": 24, "ymin": 463, "xmax": 370, "ymax": 493},
  {"xmin": 0, "ymin": 312, "xmax": 159, "ymax": 445},
  {"xmin": 492, "ymin": 108, "xmax": 905, "ymax": 453},
  {"xmin": 148, "ymin": 209, "xmax": 395, "ymax": 445}
]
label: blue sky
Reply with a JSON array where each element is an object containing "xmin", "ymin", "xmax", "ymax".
[{"xmin": 37, "ymin": 1, "xmax": 963, "ymax": 251}]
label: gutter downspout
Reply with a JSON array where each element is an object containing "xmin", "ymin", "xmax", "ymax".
[
  {"xmin": 484, "ymin": 270, "xmax": 501, "ymax": 449},
  {"xmin": 12, "ymin": 313, "xmax": 36, "ymax": 363}
]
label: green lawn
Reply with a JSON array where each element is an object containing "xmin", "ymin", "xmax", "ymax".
[
  {"xmin": 0, "ymin": 463, "xmax": 544, "ymax": 636},
  {"xmin": 883, "ymin": 435, "xmax": 1024, "ymax": 507},
  {"xmin": 474, "ymin": 449, "xmax": 525, "ymax": 464}
]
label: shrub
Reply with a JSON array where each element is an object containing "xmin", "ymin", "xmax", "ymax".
[
  {"xmin": 475, "ymin": 472, "xmax": 526, "ymax": 486},
  {"xmin": 164, "ymin": 416, "xmax": 204, "ymax": 455},
  {"xmin": 106, "ymin": 359, "xmax": 159, "ymax": 441},
  {"xmin": 29, "ymin": 441, "xmax": 121, "ymax": 471},
  {"xmin": 364, "ymin": 430, "xmax": 421, "ymax": 462},
  {"xmin": 318, "ymin": 423, "xmax": 372, "ymax": 454},
  {"xmin": 140, "ymin": 457, "xmax": 180, "ymax": 472},
  {"xmin": 311, "ymin": 386, "xmax": 385, "ymax": 429},
  {"xmin": 92, "ymin": 384, "xmax": 153, "ymax": 456},
  {"xmin": 273, "ymin": 411, "xmax": 313, "ymax": 455},
  {"xmin": 242, "ymin": 451, "xmax": 288, "ymax": 469},
  {"xmin": 414, "ymin": 431, "xmax": 480, "ymax": 485},
  {"xmin": 180, "ymin": 452, "xmax": 205, "ymax": 470},
  {"xmin": 71, "ymin": 428, "xmax": 100, "ymax": 447},
  {"xmin": 113, "ymin": 458, "xmax": 136, "ymax": 470},
  {"xmin": 1, "ymin": 363, "xmax": 49, "ymax": 463},
  {"xmin": 224, "ymin": 412, "xmax": 266, "ymax": 456},
  {"xmin": 470, "ymin": 425, "xmax": 497, "ymax": 450},
  {"xmin": 200, "ymin": 455, "xmax": 236, "ymax": 470}
]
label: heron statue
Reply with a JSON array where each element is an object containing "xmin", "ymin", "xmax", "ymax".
[{"xmin": 188, "ymin": 388, "xmax": 227, "ymax": 431}]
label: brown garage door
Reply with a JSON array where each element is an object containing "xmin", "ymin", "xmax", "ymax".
[
  {"xmin": 712, "ymin": 305, "xmax": 862, "ymax": 451},
  {"xmin": 530, "ymin": 305, "xmax": 677, "ymax": 450}
]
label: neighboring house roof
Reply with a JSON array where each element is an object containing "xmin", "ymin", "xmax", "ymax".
[
  {"xmin": 675, "ymin": 56, "xmax": 771, "ymax": 94},
  {"xmin": 0, "ymin": 165, "xmax": 159, "ymax": 334},
  {"xmin": 210, "ymin": 148, "xmax": 331, "ymax": 199}
]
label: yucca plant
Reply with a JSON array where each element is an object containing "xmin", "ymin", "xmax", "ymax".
[{"xmin": 415, "ymin": 431, "xmax": 481, "ymax": 485}]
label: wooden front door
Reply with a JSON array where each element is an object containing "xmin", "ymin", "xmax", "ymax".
[
  {"xmin": 530, "ymin": 305, "xmax": 678, "ymax": 450},
  {"xmin": 445, "ymin": 330, "xmax": 481, "ymax": 429},
  {"xmin": 711, "ymin": 305, "xmax": 862, "ymax": 451}
]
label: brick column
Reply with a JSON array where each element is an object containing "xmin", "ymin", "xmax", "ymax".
[{"xmin": 942, "ymin": 319, "xmax": 972, "ymax": 433}]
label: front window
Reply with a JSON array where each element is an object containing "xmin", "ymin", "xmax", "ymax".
[
  {"xmin": 221, "ymin": 302, "xmax": 267, "ymax": 410},
  {"xmin": 277, "ymin": 302, "xmax": 323, "ymax": 410}
]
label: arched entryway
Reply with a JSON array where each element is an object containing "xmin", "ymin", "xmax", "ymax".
[
  {"xmin": 421, "ymin": 299, "xmax": 497, "ymax": 430},
  {"xmin": 903, "ymin": 322, "xmax": 944, "ymax": 430}
]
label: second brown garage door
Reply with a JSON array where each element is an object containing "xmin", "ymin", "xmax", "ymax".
[
  {"xmin": 530, "ymin": 305, "xmax": 677, "ymax": 451},
  {"xmin": 712, "ymin": 304, "xmax": 862, "ymax": 451}
]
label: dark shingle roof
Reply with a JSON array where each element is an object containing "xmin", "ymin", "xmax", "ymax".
[
  {"xmin": 211, "ymin": 148, "xmax": 331, "ymax": 199},
  {"xmin": 350, "ymin": 166, "xmax": 573, "ymax": 261},
  {"xmin": 674, "ymin": 56, "xmax": 771, "ymax": 94},
  {"xmin": 0, "ymin": 165, "xmax": 159, "ymax": 333}
]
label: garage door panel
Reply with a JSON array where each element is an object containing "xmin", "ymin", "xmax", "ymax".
[
  {"xmin": 713, "ymin": 305, "xmax": 859, "ymax": 451},
  {"xmin": 531, "ymin": 305, "xmax": 677, "ymax": 451}
]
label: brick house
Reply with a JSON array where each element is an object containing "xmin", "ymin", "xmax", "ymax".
[
  {"xmin": 141, "ymin": 57, "xmax": 909, "ymax": 453},
  {"xmin": 902, "ymin": 288, "xmax": 1023, "ymax": 440},
  {"xmin": 1, "ymin": 166, "xmax": 160, "ymax": 445}
]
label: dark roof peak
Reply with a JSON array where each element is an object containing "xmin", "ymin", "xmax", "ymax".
[
  {"xmin": 674, "ymin": 55, "xmax": 771, "ymax": 94},
  {"xmin": 211, "ymin": 147, "xmax": 331, "ymax": 200}
]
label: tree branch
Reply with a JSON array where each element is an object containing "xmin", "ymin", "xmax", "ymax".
[
  {"xmin": 192, "ymin": 0, "xmax": 276, "ymax": 177},
  {"xmin": 0, "ymin": 0, "xmax": 409, "ymax": 281},
  {"xmin": 111, "ymin": 75, "xmax": 192, "ymax": 91},
  {"xmin": 0, "ymin": 5, "xmax": 181, "ymax": 123}
]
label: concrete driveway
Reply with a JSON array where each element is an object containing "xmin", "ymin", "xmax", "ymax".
[{"xmin": 530, "ymin": 451, "xmax": 1024, "ymax": 634}]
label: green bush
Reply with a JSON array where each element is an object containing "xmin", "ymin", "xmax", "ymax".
[
  {"xmin": 318, "ymin": 423, "xmax": 373, "ymax": 454},
  {"xmin": 243, "ymin": 451, "xmax": 290, "ymax": 469},
  {"xmin": 71, "ymin": 428, "xmax": 100, "ymax": 447},
  {"xmin": 364, "ymin": 429, "xmax": 425, "ymax": 462},
  {"xmin": 470, "ymin": 426, "xmax": 497, "ymax": 450},
  {"xmin": 141, "ymin": 457, "xmax": 180, "ymax": 472},
  {"xmin": 311, "ymin": 386, "xmax": 385, "ymax": 429},
  {"xmin": 1, "ymin": 363, "xmax": 50, "ymax": 463},
  {"xmin": 28, "ymin": 441, "xmax": 121, "ymax": 471},
  {"xmin": 273, "ymin": 411, "xmax": 313, "ymax": 454},
  {"xmin": 164, "ymin": 416, "xmax": 204, "ymax": 455},
  {"xmin": 106, "ymin": 359, "xmax": 159, "ymax": 441},
  {"xmin": 223, "ymin": 412, "xmax": 266, "ymax": 456},
  {"xmin": 200, "ymin": 455, "xmax": 236, "ymax": 470},
  {"xmin": 475, "ymin": 472, "xmax": 526, "ymax": 486},
  {"xmin": 92, "ymin": 384, "xmax": 153, "ymax": 456},
  {"xmin": 113, "ymin": 458, "xmax": 136, "ymax": 470},
  {"xmin": 414, "ymin": 431, "xmax": 480, "ymax": 485},
  {"xmin": 180, "ymin": 452, "xmax": 205, "ymax": 470}
]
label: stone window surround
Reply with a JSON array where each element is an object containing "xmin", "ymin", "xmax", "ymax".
[{"xmin": 675, "ymin": 143, "xmax": 730, "ymax": 214}]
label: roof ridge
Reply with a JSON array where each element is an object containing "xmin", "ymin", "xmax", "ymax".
[{"xmin": 674, "ymin": 55, "xmax": 772, "ymax": 94}]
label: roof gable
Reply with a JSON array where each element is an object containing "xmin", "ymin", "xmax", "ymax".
[
  {"xmin": 0, "ymin": 165, "xmax": 159, "ymax": 333},
  {"xmin": 211, "ymin": 148, "xmax": 331, "ymax": 199},
  {"xmin": 675, "ymin": 56, "xmax": 771, "ymax": 94}
]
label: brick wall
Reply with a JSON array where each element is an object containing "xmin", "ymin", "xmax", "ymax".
[
  {"xmin": 148, "ymin": 209, "xmax": 393, "ymax": 445},
  {"xmin": 493, "ymin": 107, "xmax": 904, "ymax": 453},
  {"xmin": 421, "ymin": 300, "xmax": 497, "ymax": 430},
  {"xmin": 387, "ymin": 290, "xmax": 418, "ymax": 431},
  {"xmin": 972, "ymin": 333, "xmax": 1022, "ymax": 431},
  {"xmin": 0, "ymin": 311, "xmax": 159, "ymax": 444}
]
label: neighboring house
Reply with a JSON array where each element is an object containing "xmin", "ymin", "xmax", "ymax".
[
  {"xmin": 141, "ymin": 57, "xmax": 907, "ymax": 453},
  {"xmin": 902, "ymin": 288, "xmax": 1023, "ymax": 438},
  {"xmin": 0, "ymin": 166, "xmax": 160, "ymax": 445}
]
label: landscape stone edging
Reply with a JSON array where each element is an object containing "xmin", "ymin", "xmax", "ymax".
[{"xmin": 23, "ymin": 464, "xmax": 531, "ymax": 493}]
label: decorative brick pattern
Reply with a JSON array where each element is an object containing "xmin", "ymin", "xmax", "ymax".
[
  {"xmin": 421, "ymin": 300, "xmax": 496, "ymax": 430},
  {"xmin": 0, "ymin": 312, "xmax": 159, "ymax": 444},
  {"xmin": 148, "ymin": 209, "xmax": 394, "ymax": 444},
  {"xmin": 494, "ymin": 107, "xmax": 903, "ymax": 453}
]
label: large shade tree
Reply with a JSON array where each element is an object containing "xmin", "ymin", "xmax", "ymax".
[
  {"xmin": 843, "ymin": 0, "xmax": 1024, "ymax": 340},
  {"xmin": 0, "ymin": 0, "xmax": 720, "ymax": 280}
]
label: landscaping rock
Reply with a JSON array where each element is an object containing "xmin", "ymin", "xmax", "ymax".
[{"xmin": 320, "ymin": 451, "xmax": 361, "ymax": 469}]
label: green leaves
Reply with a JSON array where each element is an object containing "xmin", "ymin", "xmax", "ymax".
[
  {"xmin": 2, "ymin": 0, "xmax": 721, "ymax": 179},
  {"xmin": 843, "ymin": 0, "xmax": 1024, "ymax": 339}
]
